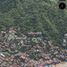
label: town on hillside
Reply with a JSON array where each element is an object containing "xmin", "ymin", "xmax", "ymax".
[{"xmin": 0, "ymin": 27, "xmax": 67, "ymax": 67}]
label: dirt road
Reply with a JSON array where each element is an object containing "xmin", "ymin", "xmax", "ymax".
[{"xmin": 52, "ymin": 62, "xmax": 67, "ymax": 67}]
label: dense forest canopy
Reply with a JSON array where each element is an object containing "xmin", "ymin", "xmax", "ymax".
[{"xmin": 0, "ymin": 0, "xmax": 67, "ymax": 45}]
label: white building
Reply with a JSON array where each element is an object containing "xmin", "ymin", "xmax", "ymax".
[{"xmin": 63, "ymin": 34, "xmax": 67, "ymax": 47}]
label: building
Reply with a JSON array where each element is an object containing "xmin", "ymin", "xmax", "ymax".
[{"xmin": 63, "ymin": 33, "xmax": 67, "ymax": 47}]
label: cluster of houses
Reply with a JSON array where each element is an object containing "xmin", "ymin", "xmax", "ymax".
[{"xmin": 0, "ymin": 27, "xmax": 67, "ymax": 67}]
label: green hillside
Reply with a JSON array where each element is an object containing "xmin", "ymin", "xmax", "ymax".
[{"xmin": 0, "ymin": 0, "xmax": 67, "ymax": 45}]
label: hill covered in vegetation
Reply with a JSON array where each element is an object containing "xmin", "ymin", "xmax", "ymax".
[{"xmin": 0, "ymin": 0, "xmax": 67, "ymax": 45}]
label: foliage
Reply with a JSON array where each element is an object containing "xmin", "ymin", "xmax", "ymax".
[{"xmin": 0, "ymin": 0, "xmax": 67, "ymax": 44}]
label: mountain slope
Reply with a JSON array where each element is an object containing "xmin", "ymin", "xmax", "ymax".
[{"xmin": 0, "ymin": 0, "xmax": 67, "ymax": 44}]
